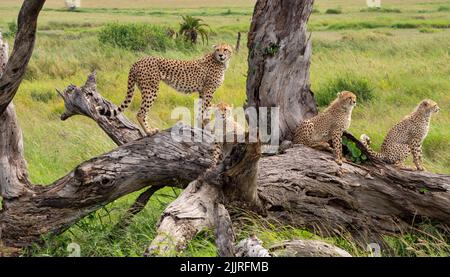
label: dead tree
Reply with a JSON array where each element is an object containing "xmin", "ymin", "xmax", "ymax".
[
  {"xmin": 1, "ymin": 0, "xmax": 449, "ymax": 257},
  {"xmin": 235, "ymin": 32, "xmax": 241, "ymax": 53}
]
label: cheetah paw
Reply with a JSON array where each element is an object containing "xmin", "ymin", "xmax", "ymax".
[{"xmin": 145, "ymin": 128, "xmax": 159, "ymax": 136}]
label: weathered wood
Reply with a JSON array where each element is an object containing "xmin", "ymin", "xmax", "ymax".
[
  {"xmin": 235, "ymin": 32, "xmax": 241, "ymax": 53},
  {"xmin": 246, "ymin": 0, "xmax": 317, "ymax": 141},
  {"xmin": 146, "ymin": 142, "xmax": 262, "ymax": 256},
  {"xmin": 235, "ymin": 236, "xmax": 352, "ymax": 257},
  {"xmin": 235, "ymin": 235, "xmax": 271, "ymax": 257},
  {"xmin": 214, "ymin": 203, "xmax": 236, "ymax": 257},
  {"xmin": 0, "ymin": 124, "xmax": 215, "ymax": 248},
  {"xmin": 0, "ymin": 0, "xmax": 46, "ymax": 115},
  {"xmin": 58, "ymin": 71, "xmax": 144, "ymax": 146},
  {"xmin": 0, "ymin": 29, "xmax": 32, "ymax": 200},
  {"xmin": 269, "ymin": 240, "xmax": 352, "ymax": 257},
  {"xmin": 258, "ymin": 145, "xmax": 450, "ymax": 244}
]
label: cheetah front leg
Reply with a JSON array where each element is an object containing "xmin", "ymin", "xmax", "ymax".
[
  {"xmin": 137, "ymin": 87, "xmax": 159, "ymax": 136},
  {"xmin": 331, "ymin": 130, "xmax": 345, "ymax": 165},
  {"xmin": 410, "ymin": 141, "xmax": 425, "ymax": 171},
  {"xmin": 199, "ymin": 88, "xmax": 215, "ymax": 128}
]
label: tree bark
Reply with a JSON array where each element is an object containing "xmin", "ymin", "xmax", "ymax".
[
  {"xmin": 246, "ymin": 0, "xmax": 317, "ymax": 141},
  {"xmin": 0, "ymin": 0, "xmax": 46, "ymax": 115},
  {"xmin": 258, "ymin": 145, "xmax": 450, "ymax": 243}
]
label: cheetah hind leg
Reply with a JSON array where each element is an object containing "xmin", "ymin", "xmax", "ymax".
[{"xmin": 137, "ymin": 89, "xmax": 159, "ymax": 136}]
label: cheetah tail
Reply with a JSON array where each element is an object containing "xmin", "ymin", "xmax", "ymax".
[
  {"xmin": 360, "ymin": 134, "xmax": 384, "ymax": 160},
  {"xmin": 99, "ymin": 67, "xmax": 137, "ymax": 118}
]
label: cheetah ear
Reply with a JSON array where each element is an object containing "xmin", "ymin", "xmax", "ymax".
[
  {"xmin": 337, "ymin": 91, "xmax": 342, "ymax": 97},
  {"xmin": 212, "ymin": 44, "xmax": 217, "ymax": 49}
]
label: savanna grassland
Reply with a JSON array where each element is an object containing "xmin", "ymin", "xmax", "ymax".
[{"xmin": 0, "ymin": 0, "xmax": 449, "ymax": 256}]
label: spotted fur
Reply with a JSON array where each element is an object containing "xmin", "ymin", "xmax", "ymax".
[
  {"xmin": 293, "ymin": 91, "xmax": 357, "ymax": 165},
  {"xmin": 210, "ymin": 102, "xmax": 245, "ymax": 166},
  {"xmin": 100, "ymin": 43, "xmax": 233, "ymax": 135},
  {"xmin": 360, "ymin": 99, "xmax": 439, "ymax": 171}
]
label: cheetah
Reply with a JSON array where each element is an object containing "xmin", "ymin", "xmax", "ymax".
[
  {"xmin": 210, "ymin": 102, "xmax": 245, "ymax": 166},
  {"xmin": 360, "ymin": 99, "xmax": 439, "ymax": 171},
  {"xmin": 100, "ymin": 43, "xmax": 233, "ymax": 135},
  {"xmin": 293, "ymin": 91, "xmax": 357, "ymax": 165}
]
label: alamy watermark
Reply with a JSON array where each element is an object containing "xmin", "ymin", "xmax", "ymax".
[{"xmin": 170, "ymin": 100, "xmax": 280, "ymax": 153}]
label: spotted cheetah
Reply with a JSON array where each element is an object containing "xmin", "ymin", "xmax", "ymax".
[
  {"xmin": 293, "ymin": 91, "xmax": 357, "ymax": 165},
  {"xmin": 100, "ymin": 43, "xmax": 233, "ymax": 135},
  {"xmin": 210, "ymin": 102, "xmax": 245, "ymax": 166},
  {"xmin": 360, "ymin": 99, "xmax": 439, "ymax": 171}
]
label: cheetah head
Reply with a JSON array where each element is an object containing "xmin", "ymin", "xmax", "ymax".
[
  {"xmin": 337, "ymin": 91, "xmax": 357, "ymax": 109},
  {"xmin": 418, "ymin": 99, "xmax": 440, "ymax": 115},
  {"xmin": 213, "ymin": 43, "xmax": 233, "ymax": 64},
  {"xmin": 215, "ymin": 102, "xmax": 233, "ymax": 117}
]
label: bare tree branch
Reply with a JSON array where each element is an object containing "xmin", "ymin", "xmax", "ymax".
[{"xmin": 0, "ymin": 0, "xmax": 46, "ymax": 115}]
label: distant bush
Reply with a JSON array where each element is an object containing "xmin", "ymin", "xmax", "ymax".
[
  {"xmin": 437, "ymin": 6, "xmax": 450, "ymax": 12},
  {"xmin": 3, "ymin": 21, "xmax": 17, "ymax": 38},
  {"xmin": 31, "ymin": 90, "xmax": 55, "ymax": 103},
  {"xmin": 315, "ymin": 75, "xmax": 374, "ymax": 106},
  {"xmin": 98, "ymin": 23, "xmax": 174, "ymax": 52},
  {"xmin": 360, "ymin": 7, "xmax": 401, "ymax": 13},
  {"xmin": 312, "ymin": 8, "xmax": 320, "ymax": 14},
  {"xmin": 325, "ymin": 8, "xmax": 342, "ymax": 15},
  {"xmin": 419, "ymin": 28, "xmax": 439, "ymax": 33}
]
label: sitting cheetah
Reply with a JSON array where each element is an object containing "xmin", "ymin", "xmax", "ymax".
[
  {"xmin": 210, "ymin": 102, "xmax": 245, "ymax": 166},
  {"xmin": 293, "ymin": 91, "xmax": 357, "ymax": 165},
  {"xmin": 360, "ymin": 99, "xmax": 440, "ymax": 171},
  {"xmin": 100, "ymin": 43, "xmax": 233, "ymax": 135}
]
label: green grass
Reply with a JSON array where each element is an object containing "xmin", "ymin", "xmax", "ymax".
[{"xmin": 0, "ymin": 0, "xmax": 448, "ymax": 257}]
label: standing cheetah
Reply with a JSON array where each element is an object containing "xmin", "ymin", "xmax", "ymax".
[
  {"xmin": 293, "ymin": 91, "xmax": 357, "ymax": 165},
  {"xmin": 360, "ymin": 99, "xmax": 440, "ymax": 171},
  {"xmin": 100, "ymin": 43, "xmax": 233, "ymax": 135}
]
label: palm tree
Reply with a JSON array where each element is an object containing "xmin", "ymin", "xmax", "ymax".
[{"xmin": 179, "ymin": 15, "xmax": 210, "ymax": 45}]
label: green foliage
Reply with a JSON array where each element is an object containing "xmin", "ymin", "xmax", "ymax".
[
  {"xmin": 419, "ymin": 27, "xmax": 439, "ymax": 33},
  {"xmin": 263, "ymin": 42, "xmax": 280, "ymax": 56},
  {"xmin": 360, "ymin": 7, "xmax": 401, "ymax": 13},
  {"xmin": 3, "ymin": 21, "xmax": 18, "ymax": 38},
  {"xmin": 342, "ymin": 136, "xmax": 367, "ymax": 164},
  {"xmin": 98, "ymin": 23, "xmax": 175, "ymax": 52},
  {"xmin": 437, "ymin": 6, "xmax": 450, "ymax": 12},
  {"xmin": 179, "ymin": 15, "xmax": 210, "ymax": 44},
  {"xmin": 325, "ymin": 8, "xmax": 342, "ymax": 15},
  {"xmin": 384, "ymin": 221, "xmax": 450, "ymax": 257},
  {"xmin": 30, "ymin": 90, "xmax": 56, "ymax": 103},
  {"xmin": 315, "ymin": 75, "xmax": 374, "ymax": 106}
]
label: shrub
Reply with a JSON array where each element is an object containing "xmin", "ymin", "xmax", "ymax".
[
  {"xmin": 179, "ymin": 15, "xmax": 210, "ymax": 45},
  {"xmin": 98, "ymin": 23, "xmax": 173, "ymax": 52},
  {"xmin": 315, "ymin": 75, "xmax": 374, "ymax": 106},
  {"xmin": 31, "ymin": 90, "xmax": 56, "ymax": 103},
  {"xmin": 325, "ymin": 8, "xmax": 342, "ymax": 15},
  {"xmin": 3, "ymin": 21, "xmax": 17, "ymax": 38},
  {"xmin": 419, "ymin": 28, "xmax": 438, "ymax": 33},
  {"xmin": 360, "ymin": 7, "xmax": 401, "ymax": 13},
  {"xmin": 437, "ymin": 6, "xmax": 450, "ymax": 12},
  {"xmin": 342, "ymin": 136, "xmax": 367, "ymax": 164}
]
